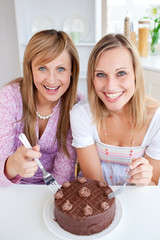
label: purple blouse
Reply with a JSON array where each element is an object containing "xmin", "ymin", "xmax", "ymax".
[{"xmin": 0, "ymin": 83, "xmax": 84, "ymax": 185}]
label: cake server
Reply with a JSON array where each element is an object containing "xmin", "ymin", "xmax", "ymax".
[{"xmin": 19, "ymin": 133, "xmax": 60, "ymax": 194}]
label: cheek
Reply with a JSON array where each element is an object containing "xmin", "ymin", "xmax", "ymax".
[
  {"xmin": 93, "ymin": 78, "xmax": 101, "ymax": 91},
  {"xmin": 33, "ymin": 71, "xmax": 43, "ymax": 85},
  {"xmin": 61, "ymin": 73, "xmax": 71, "ymax": 85}
]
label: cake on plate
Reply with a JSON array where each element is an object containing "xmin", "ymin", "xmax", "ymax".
[{"xmin": 54, "ymin": 177, "xmax": 116, "ymax": 235}]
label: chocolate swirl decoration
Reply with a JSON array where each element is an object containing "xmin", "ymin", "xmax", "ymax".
[
  {"xmin": 100, "ymin": 202, "xmax": 110, "ymax": 211},
  {"xmin": 79, "ymin": 187, "xmax": 91, "ymax": 197},
  {"xmin": 62, "ymin": 200, "xmax": 73, "ymax": 211},
  {"xmin": 55, "ymin": 190, "xmax": 64, "ymax": 200},
  {"xmin": 62, "ymin": 181, "xmax": 71, "ymax": 188},
  {"xmin": 98, "ymin": 181, "xmax": 108, "ymax": 187},
  {"xmin": 83, "ymin": 205, "xmax": 93, "ymax": 216},
  {"xmin": 77, "ymin": 177, "xmax": 87, "ymax": 184}
]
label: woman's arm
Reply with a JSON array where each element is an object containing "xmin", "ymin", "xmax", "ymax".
[{"xmin": 76, "ymin": 144, "xmax": 104, "ymax": 182}]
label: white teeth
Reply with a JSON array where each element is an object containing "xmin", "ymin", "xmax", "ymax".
[
  {"xmin": 105, "ymin": 92, "xmax": 122, "ymax": 99},
  {"xmin": 45, "ymin": 85, "xmax": 59, "ymax": 90}
]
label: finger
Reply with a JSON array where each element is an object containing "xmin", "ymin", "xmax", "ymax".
[
  {"xmin": 130, "ymin": 164, "xmax": 152, "ymax": 177},
  {"xmin": 22, "ymin": 159, "xmax": 38, "ymax": 170},
  {"xmin": 130, "ymin": 170, "xmax": 152, "ymax": 180},
  {"xmin": 20, "ymin": 164, "xmax": 38, "ymax": 177},
  {"xmin": 129, "ymin": 157, "xmax": 149, "ymax": 170},
  {"xmin": 32, "ymin": 145, "xmax": 40, "ymax": 152},
  {"xmin": 127, "ymin": 177, "xmax": 151, "ymax": 186},
  {"xmin": 21, "ymin": 170, "xmax": 37, "ymax": 178},
  {"xmin": 24, "ymin": 148, "xmax": 41, "ymax": 160}
]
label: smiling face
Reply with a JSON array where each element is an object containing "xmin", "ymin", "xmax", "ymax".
[
  {"xmin": 32, "ymin": 49, "xmax": 72, "ymax": 106},
  {"xmin": 93, "ymin": 47, "xmax": 135, "ymax": 113}
]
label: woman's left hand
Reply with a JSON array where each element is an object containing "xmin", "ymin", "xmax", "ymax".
[{"xmin": 127, "ymin": 157, "xmax": 153, "ymax": 185}]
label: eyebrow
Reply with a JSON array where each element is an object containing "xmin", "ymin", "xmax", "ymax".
[{"xmin": 95, "ymin": 67, "xmax": 128, "ymax": 72}]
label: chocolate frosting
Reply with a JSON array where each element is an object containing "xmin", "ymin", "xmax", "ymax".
[
  {"xmin": 55, "ymin": 190, "xmax": 63, "ymax": 200},
  {"xmin": 100, "ymin": 201, "xmax": 110, "ymax": 211},
  {"xmin": 79, "ymin": 187, "xmax": 91, "ymax": 197},
  {"xmin": 98, "ymin": 181, "xmax": 108, "ymax": 187},
  {"xmin": 62, "ymin": 200, "xmax": 73, "ymax": 211},
  {"xmin": 77, "ymin": 177, "xmax": 87, "ymax": 184},
  {"xmin": 54, "ymin": 179, "xmax": 116, "ymax": 235},
  {"xmin": 62, "ymin": 181, "xmax": 71, "ymax": 188},
  {"xmin": 83, "ymin": 205, "xmax": 93, "ymax": 216}
]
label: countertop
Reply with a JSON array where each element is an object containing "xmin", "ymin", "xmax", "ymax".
[
  {"xmin": 141, "ymin": 54, "xmax": 160, "ymax": 72},
  {"xmin": 0, "ymin": 184, "xmax": 160, "ymax": 240}
]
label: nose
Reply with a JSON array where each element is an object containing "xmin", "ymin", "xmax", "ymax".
[
  {"xmin": 48, "ymin": 70, "xmax": 57, "ymax": 84},
  {"xmin": 106, "ymin": 75, "xmax": 116, "ymax": 91}
]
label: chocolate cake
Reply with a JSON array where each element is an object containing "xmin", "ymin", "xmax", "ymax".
[{"xmin": 54, "ymin": 177, "xmax": 116, "ymax": 235}]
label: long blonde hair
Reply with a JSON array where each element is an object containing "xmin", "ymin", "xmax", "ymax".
[
  {"xmin": 87, "ymin": 33, "xmax": 153, "ymax": 131},
  {"xmin": 14, "ymin": 30, "xmax": 79, "ymax": 157}
]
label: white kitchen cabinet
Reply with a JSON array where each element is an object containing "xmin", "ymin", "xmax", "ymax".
[
  {"xmin": 14, "ymin": 0, "xmax": 105, "ymax": 95},
  {"xmin": 143, "ymin": 69, "xmax": 160, "ymax": 101}
]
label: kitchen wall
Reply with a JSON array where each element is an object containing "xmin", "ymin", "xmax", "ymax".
[
  {"xmin": 0, "ymin": 0, "xmax": 20, "ymax": 88},
  {"xmin": 0, "ymin": 0, "xmax": 159, "ymax": 89},
  {"xmin": 107, "ymin": 0, "xmax": 160, "ymax": 38}
]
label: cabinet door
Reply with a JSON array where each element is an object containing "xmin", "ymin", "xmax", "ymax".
[{"xmin": 143, "ymin": 69, "xmax": 160, "ymax": 101}]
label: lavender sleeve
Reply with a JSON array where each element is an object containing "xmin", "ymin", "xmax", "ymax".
[{"xmin": 0, "ymin": 84, "xmax": 22, "ymax": 185}]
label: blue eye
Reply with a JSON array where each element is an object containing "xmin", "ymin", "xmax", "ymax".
[
  {"xmin": 96, "ymin": 73, "xmax": 106, "ymax": 78},
  {"xmin": 117, "ymin": 71, "xmax": 126, "ymax": 76},
  {"xmin": 58, "ymin": 67, "xmax": 65, "ymax": 72},
  {"xmin": 39, "ymin": 67, "xmax": 46, "ymax": 71}
]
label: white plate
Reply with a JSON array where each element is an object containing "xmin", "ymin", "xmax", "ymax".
[
  {"xmin": 43, "ymin": 196, "xmax": 123, "ymax": 240},
  {"xmin": 31, "ymin": 15, "xmax": 56, "ymax": 34},
  {"xmin": 63, "ymin": 15, "xmax": 89, "ymax": 41}
]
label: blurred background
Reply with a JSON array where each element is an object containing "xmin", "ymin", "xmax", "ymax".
[{"xmin": 0, "ymin": 0, "xmax": 160, "ymax": 99}]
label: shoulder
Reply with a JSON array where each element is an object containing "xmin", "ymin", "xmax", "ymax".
[
  {"xmin": 147, "ymin": 105, "xmax": 160, "ymax": 123},
  {"xmin": 0, "ymin": 82, "xmax": 21, "ymax": 99},
  {"xmin": 151, "ymin": 107, "xmax": 160, "ymax": 124},
  {"xmin": 70, "ymin": 99, "xmax": 91, "ymax": 117},
  {"xmin": 0, "ymin": 83, "xmax": 22, "ymax": 113}
]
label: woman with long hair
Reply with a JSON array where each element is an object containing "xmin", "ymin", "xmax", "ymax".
[
  {"xmin": 70, "ymin": 33, "xmax": 160, "ymax": 185},
  {"xmin": 0, "ymin": 29, "xmax": 84, "ymax": 185}
]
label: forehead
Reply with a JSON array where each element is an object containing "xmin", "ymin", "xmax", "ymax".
[
  {"xmin": 96, "ymin": 47, "xmax": 133, "ymax": 69},
  {"xmin": 32, "ymin": 49, "xmax": 71, "ymax": 66}
]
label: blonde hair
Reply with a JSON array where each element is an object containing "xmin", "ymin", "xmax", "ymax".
[
  {"xmin": 14, "ymin": 30, "xmax": 79, "ymax": 157},
  {"xmin": 87, "ymin": 33, "xmax": 154, "ymax": 131}
]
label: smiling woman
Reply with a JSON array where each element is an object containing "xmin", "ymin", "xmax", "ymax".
[
  {"xmin": 70, "ymin": 33, "xmax": 160, "ymax": 186},
  {"xmin": 0, "ymin": 29, "xmax": 84, "ymax": 186}
]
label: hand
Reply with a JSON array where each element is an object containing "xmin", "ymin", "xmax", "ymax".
[
  {"xmin": 127, "ymin": 157, "xmax": 153, "ymax": 186},
  {"xmin": 5, "ymin": 145, "xmax": 41, "ymax": 179}
]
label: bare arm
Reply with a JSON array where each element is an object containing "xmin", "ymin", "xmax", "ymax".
[
  {"xmin": 147, "ymin": 155, "xmax": 160, "ymax": 185},
  {"xmin": 76, "ymin": 144, "xmax": 104, "ymax": 182}
]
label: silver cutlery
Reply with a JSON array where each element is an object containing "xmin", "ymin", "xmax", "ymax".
[
  {"xmin": 107, "ymin": 169, "xmax": 132, "ymax": 199},
  {"xmin": 19, "ymin": 133, "xmax": 60, "ymax": 194}
]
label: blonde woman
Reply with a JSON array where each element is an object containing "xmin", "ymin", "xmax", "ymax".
[
  {"xmin": 0, "ymin": 29, "xmax": 84, "ymax": 185},
  {"xmin": 70, "ymin": 33, "xmax": 160, "ymax": 185}
]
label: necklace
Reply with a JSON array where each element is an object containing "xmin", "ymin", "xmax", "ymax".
[{"xmin": 36, "ymin": 111, "xmax": 52, "ymax": 120}]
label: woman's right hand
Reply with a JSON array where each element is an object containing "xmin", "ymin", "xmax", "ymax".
[{"xmin": 4, "ymin": 145, "xmax": 41, "ymax": 180}]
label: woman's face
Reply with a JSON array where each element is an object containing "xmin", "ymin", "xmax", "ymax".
[
  {"xmin": 32, "ymin": 49, "xmax": 72, "ymax": 106},
  {"xmin": 93, "ymin": 47, "xmax": 135, "ymax": 113}
]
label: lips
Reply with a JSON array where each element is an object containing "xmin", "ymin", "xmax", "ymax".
[
  {"xmin": 104, "ymin": 91, "xmax": 124, "ymax": 102},
  {"xmin": 43, "ymin": 85, "xmax": 60, "ymax": 94}
]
